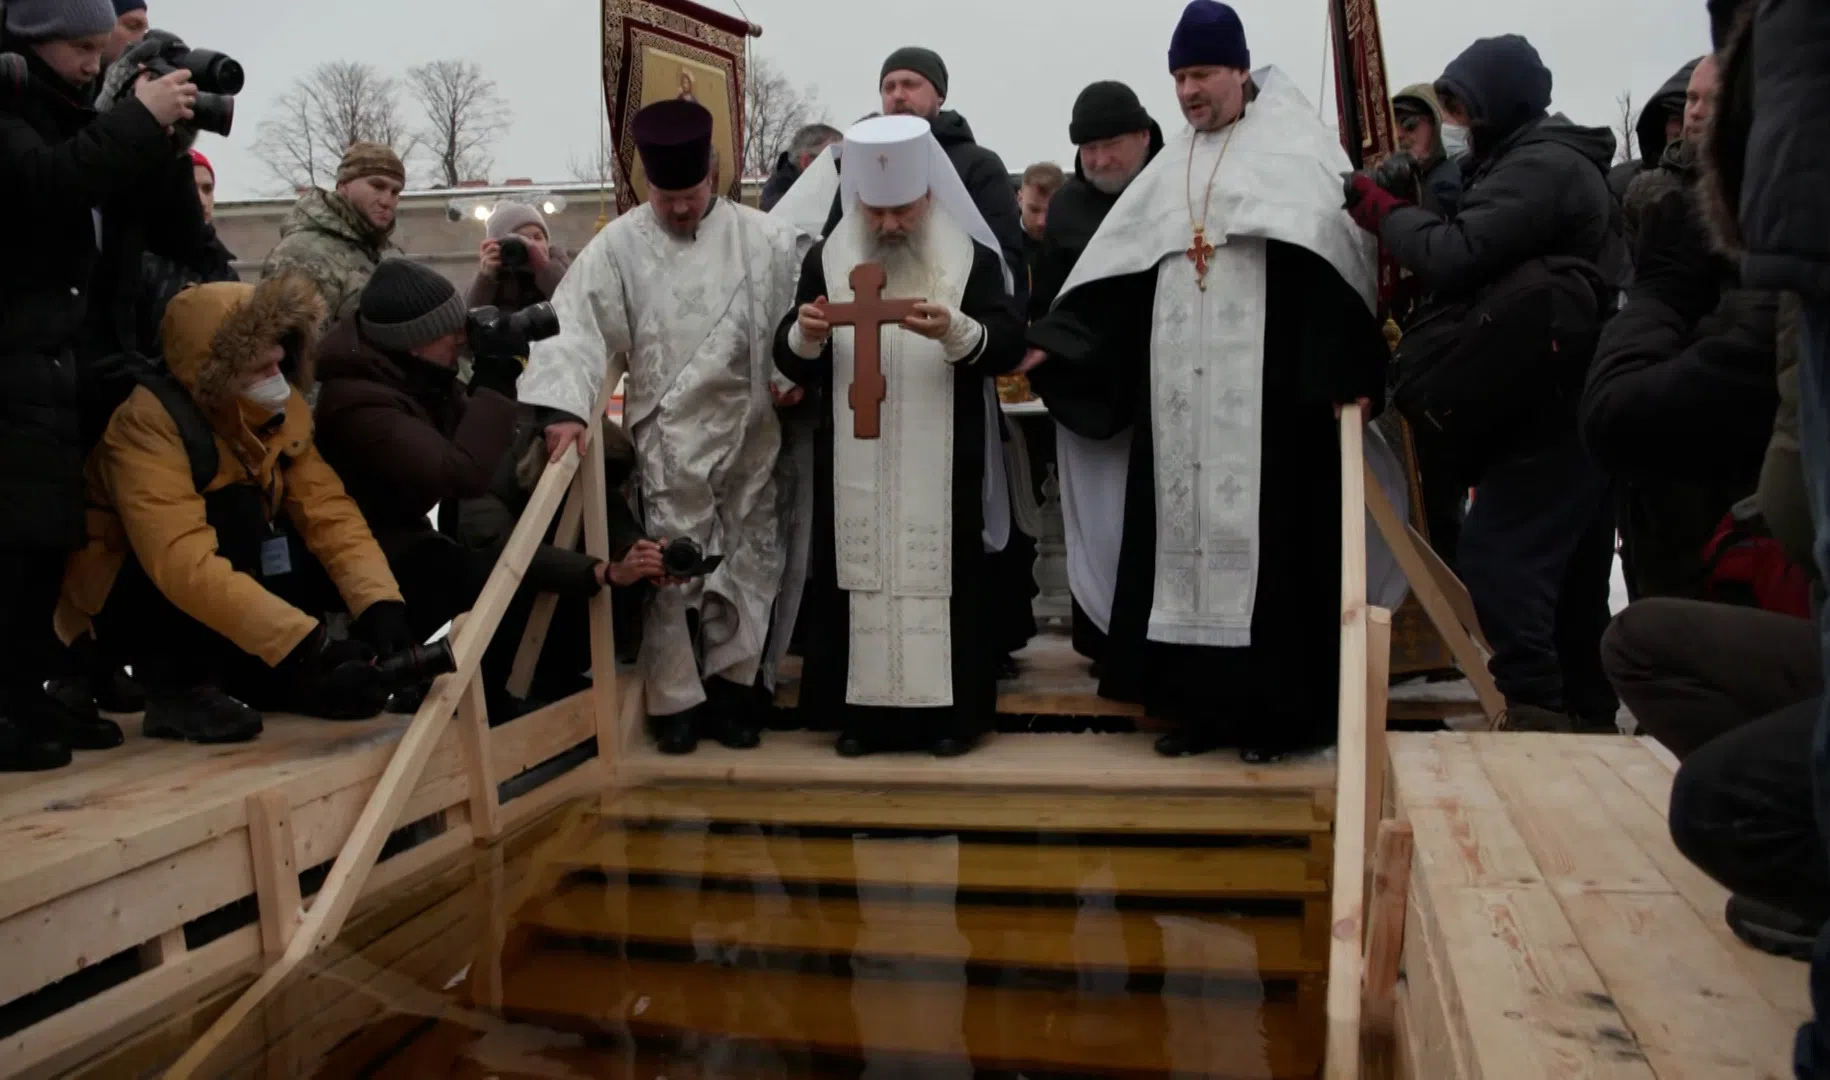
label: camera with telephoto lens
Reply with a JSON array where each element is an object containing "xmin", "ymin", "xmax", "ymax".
[
  {"xmin": 99, "ymin": 32, "xmax": 243, "ymax": 137},
  {"xmin": 467, "ymin": 301, "xmax": 560, "ymax": 361},
  {"xmin": 497, "ymin": 235, "xmax": 530, "ymax": 272},
  {"xmin": 660, "ymin": 537, "xmax": 723, "ymax": 579},
  {"xmin": 374, "ymin": 639, "xmax": 458, "ymax": 691}
]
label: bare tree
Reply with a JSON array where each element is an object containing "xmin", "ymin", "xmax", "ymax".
[
  {"xmin": 743, "ymin": 56, "xmax": 824, "ymax": 177},
  {"xmin": 407, "ymin": 59, "xmax": 510, "ymax": 188},
  {"xmin": 566, "ymin": 119, "xmax": 617, "ymax": 186},
  {"xmin": 1614, "ymin": 90, "xmax": 1637, "ymax": 165},
  {"xmin": 253, "ymin": 61, "xmax": 412, "ymax": 193}
]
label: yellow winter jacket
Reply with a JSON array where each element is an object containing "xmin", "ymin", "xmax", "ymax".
[{"xmin": 58, "ymin": 277, "xmax": 402, "ymax": 666}]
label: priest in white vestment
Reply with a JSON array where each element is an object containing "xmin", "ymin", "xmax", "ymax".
[
  {"xmin": 518, "ymin": 100, "xmax": 800, "ymax": 755},
  {"xmin": 772, "ymin": 115, "xmax": 1026, "ymax": 759},
  {"xmin": 1024, "ymin": 1, "xmax": 1393, "ymax": 761}
]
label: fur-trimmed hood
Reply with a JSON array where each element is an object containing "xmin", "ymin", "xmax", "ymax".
[{"xmin": 160, "ymin": 275, "xmax": 326, "ymax": 415}]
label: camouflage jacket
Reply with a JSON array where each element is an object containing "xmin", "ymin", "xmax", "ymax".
[{"xmin": 260, "ymin": 189, "xmax": 396, "ymax": 330}]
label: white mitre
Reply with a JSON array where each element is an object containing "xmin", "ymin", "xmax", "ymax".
[{"xmin": 837, "ymin": 115, "xmax": 1012, "ymax": 292}]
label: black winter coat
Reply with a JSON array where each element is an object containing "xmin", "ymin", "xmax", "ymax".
[
  {"xmin": 137, "ymin": 227, "xmax": 240, "ymax": 356},
  {"xmin": 1729, "ymin": 0, "xmax": 1830, "ymax": 299},
  {"xmin": 1581, "ymin": 167, "xmax": 1778, "ymax": 597},
  {"xmin": 823, "ymin": 110, "xmax": 1029, "ymax": 309},
  {"xmin": 0, "ymin": 45, "xmax": 205, "ymax": 550},
  {"xmin": 1380, "ymin": 116, "xmax": 1620, "ymax": 297}
]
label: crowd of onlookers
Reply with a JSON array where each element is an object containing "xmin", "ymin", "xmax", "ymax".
[{"xmin": 0, "ymin": 0, "xmax": 659, "ymax": 768}]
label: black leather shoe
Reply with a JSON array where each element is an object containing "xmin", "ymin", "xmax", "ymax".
[
  {"xmin": 1154, "ymin": 728, "xmax": 1221, "ymax": 758},
  {"xmin": 93, "ymin": 668, "xmax": 146, "ymax": 714},
  {"xmin": 929, "ymin": 734, "xmax": 976, "ymax": 758},
  {"xmin": 651, "ymin": 709, "xmax": 700, "ymax": 755},
  {"xmin": 143, "ymin": 687, "xmax": 263, "ymax": 745},
  {"xmin": 0, "ymin": 716, "xmax": 72, "ymax": 772},
  {"xmin": 1726, "ymin": 895, "xmax": 1821, "ymax": 961},
  {"xmin": 1504, "ymin": 704, "xmax": 1575, "ymax": 733},
  {"xmin": 28, "ymin": 686, "xmax": 123, "ymax": 750},
  {"xmin": 835, "ymin": 731, "xmax": 873, "ymax": 758},
  {"xmin": 710, "ymin": 718, "xmax": 762, "ymax": 750}
]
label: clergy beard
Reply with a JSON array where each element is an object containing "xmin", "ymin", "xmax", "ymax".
[{"xmin": 868, "ymin": 219, "xmax": 935, "ymax": 278}]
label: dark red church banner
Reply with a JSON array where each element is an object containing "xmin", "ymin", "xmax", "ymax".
[{"xmin": 601, "ymin": 0, "xmax": 758, "ymax": 214}]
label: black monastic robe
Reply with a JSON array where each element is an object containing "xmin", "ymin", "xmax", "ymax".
[
  {"xmin": 773, "ymin": 239, "xmax": 1027, "ymax": 744},
  {"xmin": 1029, "ymin": 242, "xmax": 1388, "ymax": 754}
]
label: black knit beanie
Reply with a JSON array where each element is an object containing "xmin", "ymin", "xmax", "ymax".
[
  {"xmin": 1069, "ymin": 81, "xmax": 1152, "ymax": 145},
  {"xmin": 358, "ymin": 259, "xmax": 467, "ymax": 353},
  {"xmin": 880, "ymin": 47, "xmax": 948, "ymax": 99}
]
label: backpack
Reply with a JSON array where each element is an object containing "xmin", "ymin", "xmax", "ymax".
[
  {"xmin": 1698, "ymin": 505, "xmax": 1813, "ymax": 619},
  {"xmin": 83, "ymin": 352, "xmax": 220, "ymax": 491},
  {"xmin": 1392, "ymin": 256, "xmax": 1611, "ymax": 448}
]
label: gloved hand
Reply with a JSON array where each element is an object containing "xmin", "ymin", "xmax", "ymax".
[
  {"xmin": 468, "ymin": 350, "xmax": 525, "ymax": 399},
  {"xmin": 353, "ymin": 601, "xmax": 416, "ymax": 658},
  {"xmin": 1369, "ymin": 151, "xmax": 1421, "ymax": 201},
  {"xmin": 1342, "ymin": 172, "xmax": 1409, "ymax": 235},
  {"xmin": 279, "ymin": 628, "xmax": 389, "ymax": 721},
  {"xmin": 1630, "ymin": 189, "xmax": 1721, "ymax": 324}
]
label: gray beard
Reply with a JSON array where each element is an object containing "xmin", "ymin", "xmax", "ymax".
[{"xmin": 1087, "ymin": 171, "xmax": 1136, "ymax": 196}]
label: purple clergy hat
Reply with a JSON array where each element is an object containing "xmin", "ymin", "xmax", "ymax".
[
  {"xmin": 1168, "ymin": 0, "xmax": 1251, "ymax": 73},
  {"xmin": 633, "ymin": 99, "xmax": 714, "ymax": 192}
]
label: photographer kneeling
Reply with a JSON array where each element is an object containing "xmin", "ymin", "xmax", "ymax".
[
  {"xmin": 316, "ymin": 259, "xmax": 663, "ymax": 713},
  {"xmin": 55, "ymin": 278, "xmax": 412, "ymax": 742}
]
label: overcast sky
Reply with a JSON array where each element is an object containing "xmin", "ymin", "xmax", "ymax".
[{"xmin": 155, "ymin": 0, "xmax": 1711, "ymax": 203}]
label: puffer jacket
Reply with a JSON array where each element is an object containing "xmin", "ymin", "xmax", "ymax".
[
  {"xmin": 1379, "ymin": 37, "xmax": 1620, "ymax": 297},
  {"xmin": 1702, "ymin": 0, "xmax": 1830, "ymax": 300},
  {"xmin": 260, "ymin": 190, "xmax": 396, "ymax": 331},
  {"xmin": 0, "ymin": 40, "xmax": 205, "ymax": 550},
  {"xmin": 56, "ymin": 277, "xmax": 402, "ymax": 665}
]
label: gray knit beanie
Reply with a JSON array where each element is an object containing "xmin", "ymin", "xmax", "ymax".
[
  {"xmin": 357, "ymin": 259, "xmax": 468, "ymax": 353},
  {"xmin": 4, "ymin": 0, "xmax": 119, "ymax": 41},
  {"xmin": 880, "ymin": 47, "xmax": 948, "ymax": 99},
  {"xmin": 486, "ymin": 202, "xmax": 549, "ymax": 242}
]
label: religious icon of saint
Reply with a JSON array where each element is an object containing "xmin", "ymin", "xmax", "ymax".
[{"xmin": 676, "ymin": 71, "xmax": 697, "ymax": 103}]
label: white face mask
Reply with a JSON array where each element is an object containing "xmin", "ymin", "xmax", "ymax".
[
  {"xmin": 243, "ymin": 373, "xmax": 292, "ymax": 411},
  {"xmin": 1441, "ymin": 123, "xmax": 1471, "ymax": 158}
]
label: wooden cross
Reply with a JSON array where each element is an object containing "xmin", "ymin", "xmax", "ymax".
[
  {"xmin": 816, "ymin": 263, "xmax": 923, "ymax": 439},
  {"xmin": 1186, "ymin": 226, "xmax": 1216, "ymax": 291}
]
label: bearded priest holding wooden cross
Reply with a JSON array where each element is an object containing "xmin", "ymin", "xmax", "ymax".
[{"xmin": 773, "ymin": 114, "xmax": 1026, "ymax": 759}]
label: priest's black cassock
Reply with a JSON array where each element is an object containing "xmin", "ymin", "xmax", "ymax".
[
  {"xmin": 1028, "ymin": 72, "xmax": 1389, "ymax": 759},
  {"xmin": 773, "ymin": 232, "xmax": 1025, "ymax": 751}
]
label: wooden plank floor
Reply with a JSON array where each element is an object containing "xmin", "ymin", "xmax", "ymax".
[{"xmin": 1390, "ymin": 732, "xmax": 1810, "ymax": 1079}]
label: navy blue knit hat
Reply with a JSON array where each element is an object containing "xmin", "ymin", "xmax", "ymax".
[{"xmin": 1169, "ymin": 0, "xmax": 1250, "ymax": 73}]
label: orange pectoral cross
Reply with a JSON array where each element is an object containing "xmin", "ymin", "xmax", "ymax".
[
  {"xmin": 815, "ymin": 263, "xmax": 924, "ymax": 440},
  {"xmin": 1186, "ymin": 226, "xmax": 1216, "ymax": 291}
]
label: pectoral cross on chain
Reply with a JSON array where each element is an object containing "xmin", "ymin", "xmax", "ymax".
[
  {"xmin": 816, "ymin": 263, "xmax": 923, "ymax": 439},
  {"xmin": 1186, "ymin": 226, "xmax": 1216, "ymax": 291}
]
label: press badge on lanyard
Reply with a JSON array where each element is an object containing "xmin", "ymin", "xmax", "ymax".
[{"xmin": 261, "ymin": 529, "xmax": 292, "ymax": 577}]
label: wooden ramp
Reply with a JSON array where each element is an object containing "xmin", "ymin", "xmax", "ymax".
[
  {"xmin": 0, "ymin": 697, "xmax": 599, "ymax": 1080},
  {"xmin": 1388, "ymin": 732, "xmax": 1809, "ymax": 1079}
]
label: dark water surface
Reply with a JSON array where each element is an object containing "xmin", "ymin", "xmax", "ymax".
[{"xmin": 110, "ymin": 786, "xmax": 1335, "ymax": 1078}]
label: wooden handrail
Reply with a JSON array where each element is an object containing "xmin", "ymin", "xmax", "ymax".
[{"xmin": 165, "ymin": 382, "xmax": 615, "ymax": 1079}]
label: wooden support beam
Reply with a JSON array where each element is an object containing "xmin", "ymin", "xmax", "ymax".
[
  {"xmin": 1327, "ymin": 405, "xmax": 1371, "ymax": 1080},
  {"xmin": 1361, "ymin": 818, "xmax": 1414, "ymax": 1034},
  {"xmin": 579, "ymin": 418, "xmax": 627, "ymax": 760},
  {"xmin": 1365, "ymin": 607, "xmax": 1393, "ymax": 869},
  {"xmin": 245, "ymin": 791, "xmax": 302, "ymax": 958},
  {"xmin": 1364, "ymin": 467, "xmax": 1505, "ymax": 728},
  {"xmin": 506, "ymin": 476, "xmax": 586, "ymax": 700},
  {"xmin": 456, "ymin": 671, "xmax": 502, "ymax": 844}
]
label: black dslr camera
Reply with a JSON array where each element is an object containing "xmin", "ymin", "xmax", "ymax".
[
  {"xmin": 660, "ymin": 537, "xmax": 723, "ymax": 579},
  {"xmin": 105, "ymin": 31, "xmax": 243, "ymax": 137},
  {"xmin": 375, "ymin": 639, "xmax": 458, "ymax": 692},
  {"xmin": 497, "ymin": 235, "xmax": 531, "ymax": 272},
  {"xmin": 467, "ymin": 301, "xmax": 560, "ymax": 361}
]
